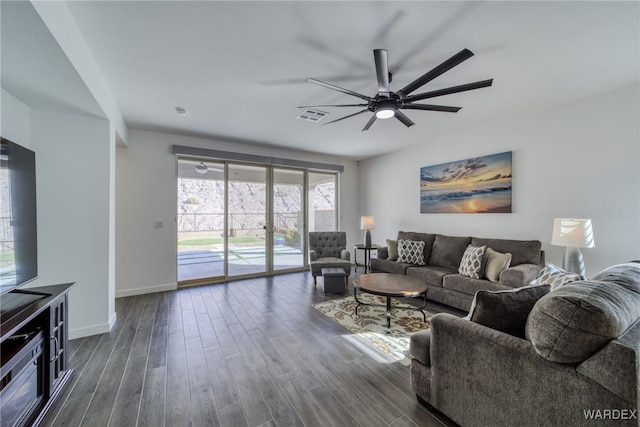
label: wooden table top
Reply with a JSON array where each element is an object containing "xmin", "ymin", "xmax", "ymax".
[{"xmin": 352, "ymin": 273, "xmax": 427, "ymax": 297}]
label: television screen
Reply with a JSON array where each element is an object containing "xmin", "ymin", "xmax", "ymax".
[{"xmin": 0, "ymin": 137, "xmax": 38, "ymax": 294}]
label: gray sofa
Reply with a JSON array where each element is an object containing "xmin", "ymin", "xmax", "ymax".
[
  {"xmin": 409, "ymin": 262, "xmax": 640, "ymax": 427},
  {"xmin": 371, "ymin": 231, "xmax": 544, "ymax": 311}
]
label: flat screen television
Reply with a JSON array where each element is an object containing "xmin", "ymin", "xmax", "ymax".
[{"xmin": 0, "ymin": 137, "xmax": 38, "ymax": 294}]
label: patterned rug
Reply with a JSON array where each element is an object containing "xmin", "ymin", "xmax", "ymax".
[{"xmin": 312, "ymin": 294, "xmax": 434, "ymax": 366}]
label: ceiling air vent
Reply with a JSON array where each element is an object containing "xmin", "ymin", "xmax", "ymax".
[{"xmin": 297, "ymin": 109, "xmax": 329, "ymax": 122}]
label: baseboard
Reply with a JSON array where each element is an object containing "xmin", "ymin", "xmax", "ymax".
[
  {"xmin": 115, "ymin": 282, "xmax": 177, "ymax": 298},
  {"xmin": 69, "ymin": 321, "xmax": 113, "ymax": 339}
]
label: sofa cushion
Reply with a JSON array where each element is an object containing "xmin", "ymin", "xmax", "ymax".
[
  {"xmin": 484, "ymin": 248, "xmax": 512, "ymax": 282},
  {"xmin": 593, "ymin": 262, "xmax": 640, "ymax": 284},
  {"xmin": 471, "ymin": 237, "xmax": 542, "ymax": 266},
  {"xmin": 386, "ymin": 239, "xmax": 399, "ymax": 261},
  {"xmin": 443, "ymin": 273, "xmax": 511, "ymax": 295},
  {"xmin": 530, "ymin": 262, "xmax": 583, "ymax": 289},
  {"xmin": 397, "ymin": 239, "xmax": 426, "ymax": 265},
  {"xmin": 526, "ymin": 263, "xmax": 640, "ymax": 364},
  {"xmin": 458, "ymin": 245, "xmax": 487, "ymax": 279},
  {"xmin": 377, "ymin": 246, "xmax": 389, "ymax": 260},
  {"xmin": 429, "ymin": 234, "xmax": 472, "ymax": 270},
  {"xmin": 469, "ymin": 284, "xmax": 551, "ymax": 338},
  {"xmin": 406, "ymin": 266, "xmax": 456, "ymax": 288},
  {"xmin": 397, "ymin": 231, "xmax": 436, "ymax": 263},
  {"xmin": 371, "ymin": 258, "xmax": 412, "ymax": 275}
]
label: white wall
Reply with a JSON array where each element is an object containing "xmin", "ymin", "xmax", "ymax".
[
  {"xmin": 115, "ymin": 129, "xmax": 359, "ymax": 296},
  {"xmin": 2, "ymin": 90, "xmax": 116, "ymax": 338},
  {"xmin": 29, "ymin": 110, "xmax": 115, "ymax": 339},
  {"xmin": 1, "ymin": 88, "xmax": 32, "ymax": 146},
  {"xmin": 359, "ymin": 84, "xmax": 640, "ymax": 277},
  {"xmin": 31, "ymin": 1, "xmax": 128, "ymax": 145}
]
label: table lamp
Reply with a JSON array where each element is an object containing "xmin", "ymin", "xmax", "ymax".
[
  {"xmin": 360, "ymin": 216, "xmax": 375, "ymax": 247},
  {"xmin": 550, "ymin": 218, "xmax": 595, "ymax": 277}
]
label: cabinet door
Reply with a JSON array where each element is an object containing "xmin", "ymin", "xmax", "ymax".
[{"xmin": 49, "ymin": 294, "xmax": 67, "ymax": 390}]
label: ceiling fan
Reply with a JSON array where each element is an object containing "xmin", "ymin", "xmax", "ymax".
[{"xmin": 300, "ymin": 48, "xmax": 493, "ymax": 131}]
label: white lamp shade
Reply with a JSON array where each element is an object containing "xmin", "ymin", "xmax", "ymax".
[
  {"xmin": 360, "ymin": 215, "xmax": 375, "ymax": 230},
  {"xmin": 551, "ymin": 218, "xmax": 595, "ymax": 248}
]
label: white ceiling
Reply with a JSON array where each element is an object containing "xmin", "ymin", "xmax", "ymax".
[{"xmin": 3, "ymin": 1, "xmax": 639, "ymax": 160}]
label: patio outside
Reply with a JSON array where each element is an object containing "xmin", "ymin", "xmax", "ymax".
[
  {"xmin": 177, "ymin": 162, "xmax": 336, "ymax": 282},
  {"xmin": 177, "ymin": 216, "xmax": 307, "ymax": 280}
]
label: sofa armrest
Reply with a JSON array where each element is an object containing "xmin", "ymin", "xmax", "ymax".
[
  {"xmin": 377, "ymin": 246, "xmax": 389, "ymax": 260},
  {"xmin": 499, "ymin": 263, "xmax": 543, "ymax": 287},
  {"xmin": 309, "ymin": 249, "xmax": 317, "ymax": 262},
  {"xmin": 409, "ymin": 329, "xmax": 432, "ymax": 366},
  {"xmin": 422, "ymin": 312, "xmax": 637, "ymax": 427},
  {"xmin": 425, "ymin": 313, "xmax": 581, "ymax": 427},
  {"xmin": 430, "ymin": 313, "xmax": 533, "ymax": 359},
  {"xmin": 340, "ymin": 249, "xmax": 351, "ymax": 261}
]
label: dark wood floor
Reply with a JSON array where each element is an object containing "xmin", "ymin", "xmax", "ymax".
[{"xmin": 42, "ymin": 271, "xmax": 460, "ymax": 427}]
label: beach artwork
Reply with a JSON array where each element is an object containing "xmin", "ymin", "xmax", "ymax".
[{"xmin": 420, "ymin": 151, "xmax": 512, "ymax": 213}]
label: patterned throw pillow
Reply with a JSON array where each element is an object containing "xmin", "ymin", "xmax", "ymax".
[
  {"xmin": 458, "ymin": 245, "xmax": 487, "ymax": 279},
  {"xmin": 530, "ymin": 262, "xmax": 584, "ymax": 290},
  {"xmin": 397, "ymin": 239, "xmax": 426, "ymax": 265}
]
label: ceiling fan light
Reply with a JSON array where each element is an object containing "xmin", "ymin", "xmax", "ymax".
[
  {"xmin": 195, "ymin": 162, "xmax": 208, "ymax": 174},
  {"xmin": 376, "ymin": 109, "xmax": 395, "ymax": 119}
]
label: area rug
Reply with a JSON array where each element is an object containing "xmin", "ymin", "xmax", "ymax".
[{"xmin": 312, "ymin": 294, "xmax": 434, "ymax": 366}]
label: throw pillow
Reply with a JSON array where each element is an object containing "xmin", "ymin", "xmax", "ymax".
[
  {"xmin": 468, "ymin": 284, "xmax": 551, "ymax": 338},
  {"xmin": 484, "ymin": 248, "xmax": 512, "ymax": 282},
  {"xmin": 458, "ymin": 245, "xmax": 487, "ymax": 279},
  {"xmin": 397, "ymin": 239, "xmax": 426, "ymax": 265},
  {"xmin": 386, "ymin": 239, "xmax": 399, "ymax": 261},
  {"xmin": 530, "ymin": 262, "xmax": 583, "ymax": 289}
]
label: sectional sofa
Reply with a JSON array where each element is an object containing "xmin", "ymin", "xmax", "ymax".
[
  {"xmin": 409, "ymin": 262, "xmax": 640, "ymax": 426},
  {"xmin": 370, "ymin": 231, "xmax": 545, "ymax": 311}
]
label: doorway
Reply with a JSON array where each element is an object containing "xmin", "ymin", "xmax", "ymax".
[{"xmin": 176, "ymin": 159, "xmax": 336, "ymax": 284}]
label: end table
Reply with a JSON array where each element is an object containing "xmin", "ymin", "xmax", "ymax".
[{"xmin": 354, "ymin": 244, "xmax": 381, "ymax": 273}]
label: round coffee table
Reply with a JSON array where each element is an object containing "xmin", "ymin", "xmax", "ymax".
[{"xmin": 352, "ymin": 273, "xmax": 428, "ymax": 329}]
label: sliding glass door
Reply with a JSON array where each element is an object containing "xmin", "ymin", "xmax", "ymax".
[
  {"xmin": 177, "ymin": 159, "xmax": 336, "ymax": 284},
  {"xmin": 272, "ymin": 168, "xmax": 305, "ymax": 271},
  {"xmin": 308, "ymin": 172, "xmax": 337, "ymax": 231},
  {"xmin": 226, "ymin": 164, "xmax": 268, "ymax": 277},
  {"xmin": 177, "ymin": 159, "xmax": 226, "ymax": 283}
]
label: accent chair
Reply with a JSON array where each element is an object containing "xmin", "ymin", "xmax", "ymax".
[{"xmin": 308, "ymin": 231, "xmax": 351, "ymax": 285}]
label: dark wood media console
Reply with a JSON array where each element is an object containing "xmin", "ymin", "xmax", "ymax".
[{"xmin": 1, "ymin": 283, "xmax": 74, "ymax": 427}]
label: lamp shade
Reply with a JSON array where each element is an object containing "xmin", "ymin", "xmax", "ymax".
[
  {"xmin": 360, "ymin": 215, "xmax": 375, "ymax": 230},
  {"xmin": 551, "ymin": 218, "xmax": 595, "ymax": 248}
]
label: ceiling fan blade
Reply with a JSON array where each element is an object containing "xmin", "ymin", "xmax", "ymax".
[
  {"xmin": 362, "ymin": 114, "xmax": 377, "ymax": 131},
  {"xmin": 402, "ymin": 104, "xmax": 462, "ymax": 113},
  {"xmin": 306, "ymin": 78, "xmax": 371, "ymax": 101},
  {"xmin": 322, "ymin": 108, "xmax": 370, "ymax": 126},
  {"xmin": 400, "ymin": 104, "xmax": 462, "ymax": 113},
  {"xmin": 403, "ymin": 79, "xmax": 493, "ymax": 103},
  {"xmin": 298, "ymin": 104, "xmax": 369, "ymax": 108},
  {"xmin": 373, "ymin": 49, "xmax": 390, "ymax": 97},
  {"xmin": 398, "ymin": 49, "xmax": 474, "ymax": 96},
  {"xmin": 394, "ymin": 111, "xmax": 415, "ymax": 127},
  {"xmin": 260, "ymin": 74, "xmax": 371, "ymax": 86}
]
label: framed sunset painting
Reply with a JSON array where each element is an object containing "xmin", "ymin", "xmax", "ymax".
[{"xmin": 420, "ymin": 151, "xmax": 512, "ymax": 213}]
